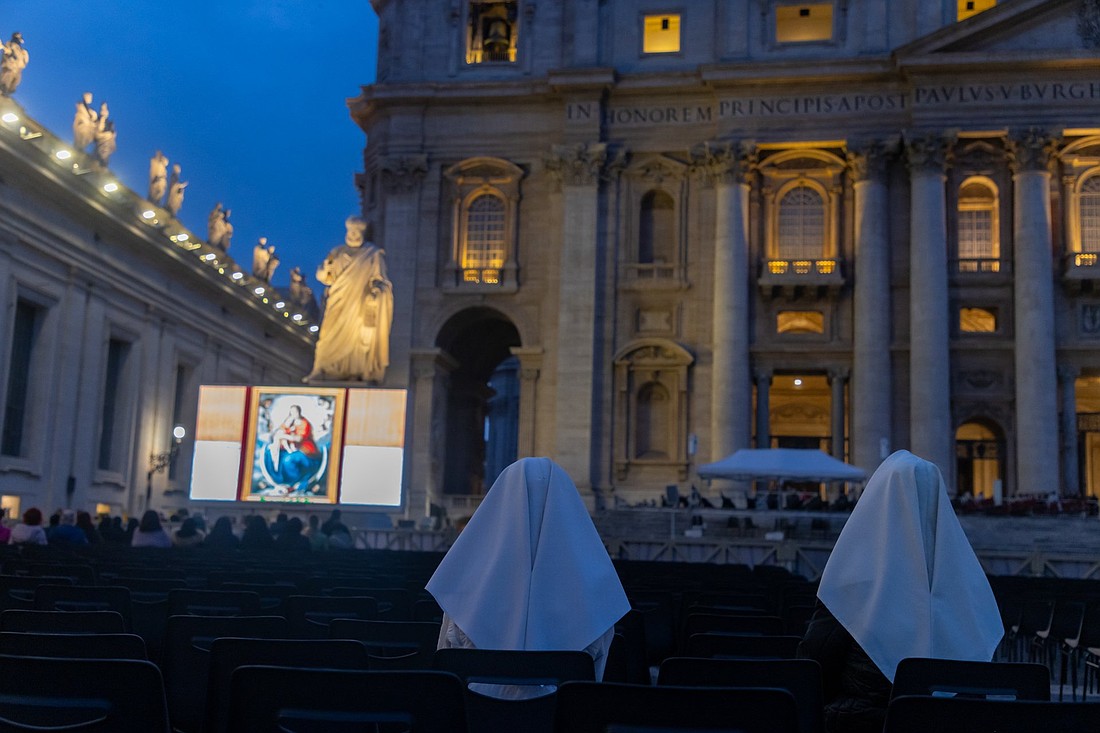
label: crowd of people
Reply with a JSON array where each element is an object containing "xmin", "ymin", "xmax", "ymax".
[{"xmin": 3, "ymin": 507, "xmax": 357, "ymax": 551}]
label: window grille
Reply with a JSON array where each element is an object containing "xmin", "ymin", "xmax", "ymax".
[
  {"xmin": 1082, "ymin": 176, "xmax": 1100, "ymax": 253},
  {"xmin": 777, "ymin": 186, "xmax": 825, "ymax": 259},
  {"xmin": 462, "ymin": 194, "xmax": 506, "ymax": 283}
]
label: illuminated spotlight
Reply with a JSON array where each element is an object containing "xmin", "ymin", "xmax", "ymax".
[
  {"xmin": 55, "ymin": 149, "xmax": 72, "ymax": 160},
  {"xmin": 102, "ymin": 182, "xmax": 119, "ymax": 193},
  {"xmin": 274, "ymin": 301, "xmax": 285, "ymax": 309},
  {"xmin": 202, "ymin": 253, "xmax": 217, "ymax": 261},
  {"xmin": 1, "ymin": 112, "xmax": 17, "ymax": 123},
  {"xmin": 254, "ymin": 286, "xmax": 265, "ymax": 295},
  {"xmin": 175, "ymin": 233, "xmax": 189, "ymax": 242},
  {"xmin": 217, "ymin": 267, "xmax": 225, "ymax": 274},
  {"xmin": 262, "ymin": 297, "xmax": 269, "ymax": 304},
  {"xmin": 309, "ymin": 325, "xmax": 319, "ymax": 333},
  {"xmin": 283, "ymin": 312, "xmax": 290, "ymax": 318},
  {"xmin": 141, "ymin": 209, "xmax": 156, "ymax": 219},
  {"xmin": 231, "ymin": 271, "xmax": 243, "ymax": 280},
  {"xmin": 292, "ymin": 313, "xmax": 303, "ymax": 322},
  {"xmin": 793, "ymin": 378, "xmax": 803, "ymax": 387}
]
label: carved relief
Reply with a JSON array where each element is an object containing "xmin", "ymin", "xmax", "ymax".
[
  {"xmin": 545, "ymin": 143, "xmax": 607, "ymax": 186},
  {"xmin": 904, "ymin": 134, "xmax": 953, "ymax": 174},
  {"xmin": 847, "ymin": 140, "xmax": 896, "ymax": 182},
  {"xmin": 1080, "ymin": 0, "xmax": 1100, "ymax": 49},
  {"xmin": 380, "ymin": 155, "xmax": 428, "ymax": 194},
  {"xmin": 1007, "ymin": 129, "xmax": 1059, "ymax": 173},
  {"xmin": 637, "ymin": 307, "xmax": 674, "ymax": 334},
  {"xmin": 688, "ymin": 140, "xmax": 756, "ymax": 187}
]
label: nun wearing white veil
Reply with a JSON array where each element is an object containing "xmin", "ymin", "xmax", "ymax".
[
  {"xmin": 426, "ymin": 457, "xmax": 630, "ymax": 683},
  {"xmin": 798, "ymin": 450, "xmax": 1004, "ymax": 733}
]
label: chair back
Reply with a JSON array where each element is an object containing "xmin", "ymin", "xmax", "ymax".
[
  {"xmin": 167, "ymin": 589, "xmax": 262, "ymax": 617},
  {"xmin": 329, "ymin": 618, "xmax": 439, "ymax": 669},
  {"xmin": 227, "ymin": 667, "xmax": 468, "ymax": 732},
  {"xmin": 284, "ymin": 595, "xmax": 379, "ymax": 638},
  {"xmin": 0, "ymin": 575, "xmax": 73, "ymax": 612},
  {"xmin": 1, "ymin": 609, "xmax": 126, "ymax": 633},
  {"xmin": 685, "ymin": 632, "xmax": 801, "ymax": 659},
  {"xmin": 0, "ymin": 654, "xmax": 169, "ymax": 732},
  {"xmin": 885, "ymin": 695, "xmax": 1100, "ymax": 733},
  {"xmin": 657, "ymin": 657, "xmax": 824, "ymax": 733},
  {"xmin": 204, "ymin": 638, "xmax": 369, "ymax": 733},
  {"xmin": 327, "ymin": 586, "xmax": 412, "ymax": 619},
  {"xmin": 34, "ymin": 585, "xmax": 132, "ymax": 631},
  {"xmin": 553, "ymin": 681, "xmax": 799, "ymax": 733},
  {"xmin": 0, "ymin": 631, "xmax": 146, "ymax": 659},
  {"xmin": 162, "ymin": 615, "xmax": 288, "ymax": 733},
  {"xmin": 891, "ymin": 657, "xmax": 1050, "ymax": 701}
]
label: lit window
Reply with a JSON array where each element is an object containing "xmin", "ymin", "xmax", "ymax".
[
  {"xmin": 957, "ymin": 0, "xmax": 996, "ymax": 21},
  {"xmin": 777, "ymin": 311, "xmax": 825, "ymax": 334},
  {"xmin": 466, "ymin": 1, "xmax": 518, "ymax": 64},
  {"xmin": 643, "ymin": 14, "xmax": 681, "ymax": 54},
  {"xmin": 462, "ymin": 194, "xmax": 506, "ymax": 284},
  {"xmin": 960, "ymin": 307, "xmax": 998, "ymax": 333},
  {"xmin": 957, "ymin": 178, "xmax": 1000, "ymax": 272},
  {"xmin": 777, "ymin": 185, "xmax": 826, "ymax": 259},
  {"xmin": 776, "ymin": 4, "xmax": 834, "ymax": 43},
  {"xmin": 1081, "ymin": 176, "xmax": 1100, "ymax": 254}
]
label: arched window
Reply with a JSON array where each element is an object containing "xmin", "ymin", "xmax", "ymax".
[
  {"xmin": 957, "ymin": 178, "xmax": 1000, "ymax": 272},
  {"xmin": 461, "ymin": 194, "xmax": 506, "ymax": 284},
  {"xmin": 1081, "ymin": 175, "xmax": 1100, "ymax": 253},
  {"xmin": 777, "ymin": 185, "xmax": 825, "ymax": 260},
  {"xmin": 639, "ymin": 190, "xmax": 675, "ymax": 265},
  {"xmin": 635, "ymin": 382, "xmax": 670, "ymax": 459}
]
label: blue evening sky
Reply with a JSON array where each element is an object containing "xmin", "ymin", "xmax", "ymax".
[{"xmin": 5, "ymin": 1, "xmax": 378, "ymax": 287}]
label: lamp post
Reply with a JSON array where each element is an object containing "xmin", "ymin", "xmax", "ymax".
[{"xmin": 145, "ymin": 425, "xmax": 185, "ymax": 509}]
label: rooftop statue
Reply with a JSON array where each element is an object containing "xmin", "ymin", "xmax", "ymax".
[
  {"xmin": 166, "ymin": 164, "xmax": 187, "ymax": 216},
  {"xmin": 148, "ymin": 151, "xmax": 168, "ymax": 204},
  {"xmin": 0, "ymin": 32, "xmax": 28, "ymax": 96},
  {"xmin": 252, "ymin": 237, "xmax": 280, "ymax": 282},
  {"xmin": 289, "ymin": 266, "xmax": 320, "ymax": 323},
  {"xmin": 207, "ymin": 203, "xmax": 233, "ymax": 252},
  {"xmin": 72, "ymin": 92, "xmax": 97, "ymax": 150},
  {"xmin": 305, "ymin": 216, "xmax": 392, "ymax": 383},
  {"xmin": 93, "ymin": 103, "xmax": 115, "ymax": 167}
]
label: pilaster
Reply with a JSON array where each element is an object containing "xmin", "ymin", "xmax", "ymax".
[{"xmin": 408, "ymin": 348, "xmax": 458, "ymax": 519}]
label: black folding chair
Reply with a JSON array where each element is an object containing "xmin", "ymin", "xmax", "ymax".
[
  {"xmin": 0, "ymin": 630, "xmax": 146, "ymax": 659},
  {"xmin": 884, "ymin": 695, "xmax": 1100, "ymax": 733},
  {"xmin": 204, "ymin": 637, "xmax": 370, "ymax": 733},
  {"xmin": 553, "ymin": 681, "xmax": 799, "ymax": 733},
  {"xmin": 284, "ymin": 595, "xmax": 379, "ymax": 638},
  {"xmin": 685, "ymin": 632, "xmax": 801, "ymax": 659},
  {"xmin": 1, "ymin": 609, "xmax": 126, "ymax": 633},
  {"xmin": 34, "ymin": 585, "xmax": 133, "ymax": 631},
  {"xmin": 0, "ymin": 654, "xmax": 169, "ymax": 732},
  {"xmin": 167, "ymin": 588, "xmax": 262, "ymax": 617},
  {"xmin": 227, "ymin": 667, "xmax": 468, "ymax": 732},
  {"xmin": 890, "ymin": 657, "xmax": 1050, "ymax": 701},
  {"xmin": 329, "ymin": 618, "xmax": 439, "ymax": 669},
  {"xmin": 0, "ymin": 574, "xmax": 72, "ymax": 612}
]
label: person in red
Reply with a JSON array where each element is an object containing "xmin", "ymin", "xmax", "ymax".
[{"xmin": 265, "ymin": 405, "xmax": 323, "ymax": 494}]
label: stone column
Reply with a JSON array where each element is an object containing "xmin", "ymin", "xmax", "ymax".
[
  {"xmin": 408, "ymin": 349, "xmax": 458, "ymax": 520},
  {"xmin": 545, "ymin": 143, "xmax": 606, "ymax": 488},
  {"xmin": 510, "ymin": 347, "xmax": 544, "ymax": 458},
  {"xmin": 829, "ymin": 367, "xmax": 849, "ymax": 460},
  {"xmin": 848, "ymin": 143, "xmax": 893, "ymax": 472},
  {"xmin": 1009, "ymin": 130, "xmax": 1060, "ymax": 496},
  {"xmin": 754, "ymin": 368, "xmax": 772, "ymax": 450},
  {"xmin": 1059, "ymin": 365, "xmax": 1081, "ymax": 496},
  {"xmin": 379, "ymin": 155, "xmax": 428, "ymax": 388},
  {"xmin": 693, "ymin": 142, "xmax": 754, "ymax": 461},
  {"xmin": 906, "ymin": 135, "xmax": 955, "ymax": 484}
]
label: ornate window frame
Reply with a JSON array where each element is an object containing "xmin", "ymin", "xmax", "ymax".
[
  {"xmin": 620, "ymin": 154, "xmax": 689, "ymax": 291},
  {"xmin": 443, "ymin": 157, "xmax": 523, "ymax": 292},
  {"xmin": 613, "ymin": 338, "xmax": 694, "ymax": 481},
  {"xmin": 955, "ymin": 175, "xmax": 1001, "ymax": 273}
]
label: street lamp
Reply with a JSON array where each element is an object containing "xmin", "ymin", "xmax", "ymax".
[{"xmin": 145, "ymin": 425, "xmax": 186, "ymax": 508}]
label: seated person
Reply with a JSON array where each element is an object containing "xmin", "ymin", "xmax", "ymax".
[{"xmin": 798, "ymin": 451, "xmax": 1003, "ymax": 733}]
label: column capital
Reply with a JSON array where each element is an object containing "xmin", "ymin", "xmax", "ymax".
[
  {"xmin": 904, "ymin": 133, "xmax": 954, "ymax": 175},
  {"xmin": 1058, "ymin": 363, "xmax": 1081, "ymax": 382},
  {"xmin": 847, "ymin": 138, "xmax": 898, "ymax": 183},
  {"xmin": 380, "ymin": 154, "xmax": 428, "ymax": 194},
  {"xmin": 510, "ymin": 346, "xmax": 544, "ymax": 380},
  {"xmin": 545, "ymin": 142, "xmax": 610, "ymax": 186},
  {"xmin": 689, "ymin": 140, "xmax": 757, "ymax": 187},
  {"xmin": 1007, "ymin": 128, "xmax": 1060, "ymax": 174}
]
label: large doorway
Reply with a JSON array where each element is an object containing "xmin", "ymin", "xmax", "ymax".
[
  {"xmin": 436, "ymin": 309, "xmax": 521, "ymax": 496},
  {"xmin": 955, "ymin": 420, "xmax": 1004, "ymax": 498}
]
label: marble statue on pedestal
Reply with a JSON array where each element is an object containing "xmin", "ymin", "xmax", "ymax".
[
  {"xmin": 252, "ymin": 237, "xmax": 280, "ymax": 282},
  {"xmin": 94, "ymin": 103, "xmax": 115, "ymax": 167},
  {"xmin": 0, "ymin": 32, "xmax": 28, "ymax": 96},
  {"xmin": 166, "ymin": 164, "xmax": 187, "ymax": 215},
  {"xmin": 72, "ymin": 92, "xmax": 97, "ymax": 150},
  {"xmin": 305, "ymin": 217, "xmax": 393, "ymax": 383},
  {"xmin": 207, "ymin": 203, "xmax": 233, "ymax": 252},
  {"xmin": 148, "ymin": 151, "xmax": 168, "ymax": 204}
]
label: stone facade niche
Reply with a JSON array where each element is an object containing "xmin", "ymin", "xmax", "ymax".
[
  {"xmin": 756, "ymin": 147, "xmax": 847, "ymax": 300},
  {"xmin": 618, "ymin": 153, "xmax": 690, "ymax": 291},
  {"xmin": 442, "ymin": 157, "xmax": 524, "ymax": 292},
  {"xmin": 613, "ymin": 338, "xmax": 693, "ymax": 482}
]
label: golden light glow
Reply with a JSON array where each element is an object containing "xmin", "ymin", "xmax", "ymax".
[
  {"xmin": 643, "ymin": 14, "xmax": 681, "ymax": 54},
  {"xmin": 1077, "ymin": 253, "xmax": 1098, "ymax": 267},
  {"xmin": 778, "ymin": 311, "xmax": 825, "ymax": 334},
  {"xmin": 776, "ymin": 4, "xmax": 834, "ymax": 43},
  {"xmin": 960, "ymin": 307, "xmax": 997, "ymax": 333},
  {"xmin": 957, "ymin": 0, "xmax": 996, "ymax": 21}
]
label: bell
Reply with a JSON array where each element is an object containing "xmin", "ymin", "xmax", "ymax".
[{"xmin": 483, "ymin": 19, "xmax": 510, "ymax": 56}]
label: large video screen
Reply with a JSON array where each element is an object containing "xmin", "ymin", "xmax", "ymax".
[{"xmin": 189, "ymin": 385, "xmax": 406, "ymax": 506}]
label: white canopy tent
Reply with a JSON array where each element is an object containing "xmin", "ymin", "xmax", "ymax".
[{"xmin": 698, "ymin": 448, "xmax": 867, "ymax": 484}]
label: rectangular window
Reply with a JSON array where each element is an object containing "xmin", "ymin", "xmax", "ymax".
[
  {"xmin": 776, "ymin": 4, "xmax": 834, "ymax": 43},
  {"xmin": 98, "ymin": 338, "xmax": 131, "ymax": 471},
  {"xmin": 960, "ymin": 307, "xmax": 998, "ymax": 334},
  {"xmin": 957, "ymin": 0, "xmax": 996, "ymax": 21},
  {"xmin": 2, "ymin": 300, "xmax": 42, "ymax": 457},
  {"xmin": 643, "ymin": 14, "xmax": 681, "ymax": 54}
]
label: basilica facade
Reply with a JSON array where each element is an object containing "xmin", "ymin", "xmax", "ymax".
[{"xmin": 356, "ymin": 0, "xmax": 1100, "ymax": 512}]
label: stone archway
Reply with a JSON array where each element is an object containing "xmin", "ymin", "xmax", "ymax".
[
  {"xmin": 955, "ymin": 418, "xmax": 1006, "ymax": 499},
  {"xmin": 436, "ymin": 308, "xmax": 521, "ymax": 496}
]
